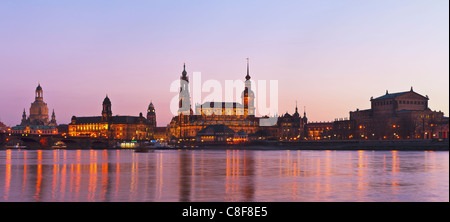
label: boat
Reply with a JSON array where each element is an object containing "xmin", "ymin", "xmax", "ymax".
[{"xmin": 134, "ymin": 141, "xmax": 167, "ymax": 152}]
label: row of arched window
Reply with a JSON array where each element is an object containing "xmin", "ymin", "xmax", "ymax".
[{"xmin": 373, "ymin": 100, "xmax": 425, "ymax": 106}]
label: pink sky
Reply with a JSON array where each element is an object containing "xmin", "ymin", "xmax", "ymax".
[{"xmin": 0, "ymin": 0, "xmax": 448, "ymax": 127}]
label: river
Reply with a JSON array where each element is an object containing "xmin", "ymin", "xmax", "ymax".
[{"xmin": 0, "ymin": 149, "xmax": 448, "ymax": 202}]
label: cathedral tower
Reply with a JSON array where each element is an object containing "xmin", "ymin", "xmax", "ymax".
[
  {"xmin": 178, "ymin": 63, "xmax": 192, "ymax": 115},
  {"xmin": 147, "ymin": 101, "xmax": 156, "ymax": 127},
  {"xmin": 241, "ymin": 58, "xmax": 255, "ymax": 116},
  {"xmin": 49, "ymin": 109, "xmax": 57, "ymax": 126},
  {"xmin": 101, "ymin": 95, "xmax": 112, "ymax": 122}
]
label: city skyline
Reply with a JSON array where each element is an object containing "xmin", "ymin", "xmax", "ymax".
[{"xmin": 0, "ymin": 0, "xmax": 448, "ymax": 127}]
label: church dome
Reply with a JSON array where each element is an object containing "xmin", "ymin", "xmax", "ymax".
[{"xmin": 36, "ymin": 84, "xmax": 42, "ymax": 91}]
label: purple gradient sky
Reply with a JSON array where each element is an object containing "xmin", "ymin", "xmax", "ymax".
[{"xmin": 0, "ymin": 0, "xmax": 448, "ymax": 127}]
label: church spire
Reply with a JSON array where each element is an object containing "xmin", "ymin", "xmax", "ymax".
[
  {"xmin": 50, "ymin": 109, "xmax": 57, "ymax": 125},
  {"xmin": 179, "ymin": 62, "xmax": 191, "ymax": 115},
  {"xmin": 21, "ymin": 108, "xmax": 27, "ymax": 125},
  {"xmin": 245, "ymin": 58, "xmax": 251, "ymax": 81}
]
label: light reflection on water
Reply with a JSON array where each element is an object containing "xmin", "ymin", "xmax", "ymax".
[{"xmin": 0, "ymin": 149, "xmax": 448, "ymax": 202}]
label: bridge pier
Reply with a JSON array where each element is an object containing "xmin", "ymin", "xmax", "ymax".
[{"xmin": 61, "ymin": 137, "xmax": 116, "ymax": 149}]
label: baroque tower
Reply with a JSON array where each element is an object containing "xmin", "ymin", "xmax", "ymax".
[
  {"xmin": 241, "ymin": 58, "xmax": 255, "ymax": 116},
  {"xmin": 147, "ymin": 101, "xmax": 156, "ymax": 127},
  {"xmin": 178, "ymin": 63, "xmax": 192, "ymax": 115},
  {"xmin": 50, "ymin": 109, "xmax": 57, "ymax": 126},
  {"xmin": 101, "ymin": 94, "xmax": 112, "ymax": 122}
]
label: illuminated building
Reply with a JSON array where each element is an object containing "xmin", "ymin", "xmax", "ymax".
[
  {"xmin": 306, "ymin": 121, "xmax": 333, "ymax": 140},
  {"xmin": 69, "ymin": 95, "xmax": 156, "ymax": 140},
  {"xmin": 348, "ymin": 88, "xmax": 449, "ymax": 139},
  {"xmin": 332, "ymin": 118, "xmax": 356, "ymax": 140},
  {"xmin": 277, "ymin": 103, "xmax": 308, "ymax": 141},
  {"xmin": 196, "ymin": 124, "xmax": 236, "ymax": 143},
  {"xmin": 12, "ymin": 83, "xmax": 58, "ymax": 135},
  {"xmin": 169, "ymin": 60, "xmax": 310, "ymax": 143},
  {"xmin": 168, "ymin": 60, "xmax": 261, "ymax": 141}
]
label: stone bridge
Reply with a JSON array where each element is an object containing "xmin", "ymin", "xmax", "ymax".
[{"xmin": 1, "ymin": 133, "xmax": 116, "ymax": 149}]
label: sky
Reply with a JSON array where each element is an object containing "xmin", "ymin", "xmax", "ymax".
[{"xmin": 0, "ymin": 0, "xmax": 448, "ymax": 127}]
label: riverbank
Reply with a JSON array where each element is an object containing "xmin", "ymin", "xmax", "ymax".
[
  {"xmin": 1, "ymin": 139, "xmax": 448, "ymax": 151},
  {"xmin": 163, "ymin": 139, "xmax": 449, "ymax": 151}
]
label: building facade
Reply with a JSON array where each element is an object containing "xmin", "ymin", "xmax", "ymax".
[
  {"xmin": 168, "ymin": 60, "xmax": 309, "ymax": 143},
  {"xmin": 348, "ymin": 88, "xmax": 449, "ymax": 139},
  {"xmin": 0, "ymin": 121, "xmax": 8, "ymax": 133},
  {"xmin": 69, "ymin": 95, "xmax": 156, "ymax": 140},
  {"xmin": 277, "ymin": 104, "xmax": 308, "ymax": 141},
  {"xmin": 306, "ymin": 121, "xmax": 333, "ymax": 140}
]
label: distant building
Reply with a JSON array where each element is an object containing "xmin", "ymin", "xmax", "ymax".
[
  {"xmin": 349, "ymin": 88, "xmax": 449, "ymax": 139},
  {"xmin": 169, "ymin": 60, "xmax": 260, "ymax": 140},
  {"xmin": 233, "ymin": 130, "xmax": 249, "ymax": 143},
  {"xmin": 0, "ymin": 121, "xmax": 8, "ymax": 133},
  {"xmin": 196, "ymin": 124, "xmax": 236, "ymax": 143},
  {"xmin": 153, "ymin": 126, "xmax": 169, "ymax": 141},
  {"xmin": 11, "ymin": 125, "xmax": 58, "ymax": 135},
  {"xmin": 332, "ymin": 118, "xmax": 356, "ymax": 140},
  {"xmin": 168, "ymin": 60, "xmax": 310, "ymax": 142},
  {"xmin": 68, "ymin": 95, "xmax": 156, "ymax": 140},
  {"xmin": 306, "ymin": 121, "xmax": 333, "ymax": 140},
  {"xmin": 12, "ymin": 83, "xmax": 58, "ymax": 135},
  {"xmin": 277, "ymin": 104, "xmax": 307, "ymax": 141}
]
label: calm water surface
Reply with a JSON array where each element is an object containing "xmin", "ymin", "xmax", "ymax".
[{"xmin": 0, "ymin": 149, "xmax": 448, "ymax": 202}]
